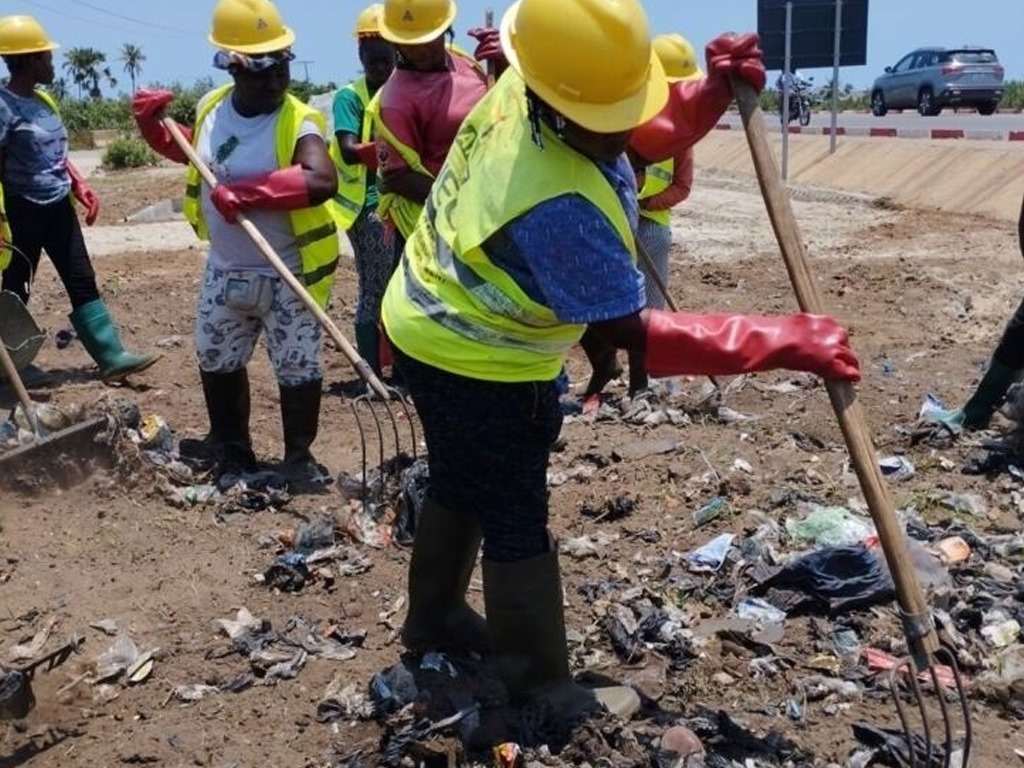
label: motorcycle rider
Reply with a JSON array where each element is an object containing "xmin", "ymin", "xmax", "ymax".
[{"xmin": 775, "ymin": 69, "xmax": 812, "ymax": 123}]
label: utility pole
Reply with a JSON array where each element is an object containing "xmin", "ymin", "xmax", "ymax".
[{"xmin": 295, "ymin": 60, "xmax": 314, "ymax": 82}]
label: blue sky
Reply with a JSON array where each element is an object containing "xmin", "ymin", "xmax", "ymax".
[{"xmin": 10, "ymin": 0, "xmax": 1023, "ymax": 94}]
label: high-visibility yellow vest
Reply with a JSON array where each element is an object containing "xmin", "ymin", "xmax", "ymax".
[
  {"xmin": 183, "ymin": 85, "xmax": 341, "ymax": 309},
  {"xmin": 638, "ymin": 158, "xmax": 674, "ymax": 226},
  {"xmin": 381, "ymin": 69, "xmax": 635, "ymax": 383},
  {"xmin": 328, "ymin": 77, "xmax": 373, "ymax": 231},
  {"xmin": 367, "ymin": 45, "xmax": 483, "ymax": 240},
  {"xmin": 0, "ymin": 184, "xmax": 11, "ymax": 271}
]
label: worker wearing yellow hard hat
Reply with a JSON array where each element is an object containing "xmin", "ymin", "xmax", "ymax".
[
  {"xmin": 0, "ymin": 14, "xmax": 159, "ymax": 381},
  {"xmin": 380, "ymin": 0, "xmax": 859, "ymax": 733},
  {"xmin": 131, "ymin": 0, "xmax": 341, "ymax": 488},
  {"xmin": 329, "ymin": 4, "xmax": 396, "ymax": 376},
  {"xmin": 365, "ymin": 0, "xmax": 500, "ymax": 266},
  {"xmin": 582, "ymin": 33, "xmax": 705, "ymax": 398}
]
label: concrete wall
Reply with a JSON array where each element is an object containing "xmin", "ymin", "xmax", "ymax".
[{"xmin": 694, "ymin": 132, "xmax": 1024, "ymax": 223}]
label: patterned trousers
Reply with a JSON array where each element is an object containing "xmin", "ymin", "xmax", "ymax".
[{"xmin": 194, "ymin": 263, "xmax": 322, "ymax": 387}]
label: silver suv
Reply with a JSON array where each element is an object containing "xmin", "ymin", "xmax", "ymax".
[{"xmin": 871, "ymin": 46, "xmax": 1004, "ymax": 117}]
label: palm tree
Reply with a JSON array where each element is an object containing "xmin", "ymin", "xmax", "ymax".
[
  {"xmin": 62, "ymin": 47, "xmax": 117, "ymax": 99},
  {"xmin": 120, "ymin": 43, "xmax": 145, "ymax": 94}
]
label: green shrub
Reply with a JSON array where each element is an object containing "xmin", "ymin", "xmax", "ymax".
[{"xmin": 102, "ymin": 134, "xmax": 159, "ymax": 169}]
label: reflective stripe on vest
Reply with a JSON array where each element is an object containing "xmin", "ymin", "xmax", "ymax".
[
  {"xmin": 381, "ymin": 69, "xmax": 635, "ymax": 383},
  {"xmin": 182, "ymin": 85, "xmax": 341, "ymax": 309},
  {"xmin": 638, "ymin": 158, "xmax": 673, "ymax": 226},
  {"xmin": 0, "ymin": 183, "xmax": 11, "ymax": 271},
  {"xmin": 328, "ymin": 78, "xmax": 372, "ymax": 231}
]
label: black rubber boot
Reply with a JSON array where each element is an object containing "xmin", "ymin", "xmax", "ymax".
[
  {"xmin": 483, "ymin": 540, "xmax": 638, "ymax": 725},
  {"xmin": 279, "ymin": 379, "xmax": 329, "ymax": 490},
  {"xmin": 179, "ymin": 369, "xmax": 256, "ymax": 473},
  {"xmin": 962, "ymin": 359, "xmax": 1023, "ymax": 430},
  {"xmin": 402, "ymin": 499, "xmax": 490, "ymax": 655}
]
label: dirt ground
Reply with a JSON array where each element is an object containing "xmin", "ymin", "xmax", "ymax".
[{"xmin": 1, "ymin": 158, "xmax": 1022, "ymax": 768}]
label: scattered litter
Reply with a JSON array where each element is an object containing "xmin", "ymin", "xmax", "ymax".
[
  {"xmin": 685, "ymin": 533, "xmax": 734, "ymax": 573},
  {"xmin": 878, "ymin": 455, "xmax": 915, "ymax": 481},
  {"xmin": 562, "ymin": 532, "xmax": 619, "ymax": 559},
  {"xmin": 980, "ymin": 610, "xmax": 1021, "ymax": 648},
  {"xmin": 733, "ymin": 597, "xmax": 786, "ymax": 626},
  {"xmin": 88, "ymin": 619, "xmax": 121, "ymax": 637},
  {"xmin": 929, "ymin": 536, "xmax": 971, "ymax": 565},
  {"xmin": 693, "ymin": 496, "xmax": 727, "ymax": 527},
  {"xmin": 580, "ymin": 495, "xmax": 635, "ymax": 522},
  {"xmin": 785, "ymin": 504, "xmax": 874, "ymax": 548},
  {"xmin": 317, "ymin": 674, "xmax": 375, "ymax": 722}
]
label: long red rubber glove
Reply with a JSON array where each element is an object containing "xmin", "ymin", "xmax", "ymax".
[
  {"xmin": 644, "ymin": 309, "xmax": 860, "ymax": 382},
  {"xmin": 210, "ymin": 165, "xmax": 311, "ymax": 223},
  {"xmin": 66, "ymin": 160, "xmax": 100, "ymax": 225},
  {"xmin": 630, "ymin": 32, "xmax": 767, "ymax": 165},
  {"xmin": 131, "ymin": 89, "xmax": 193, "ymax": 165}
]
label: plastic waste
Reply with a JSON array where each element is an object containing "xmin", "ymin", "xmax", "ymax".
[
  {"xmin": 733, "ymin": 597, "xmax": 786, "ymax": 626},
  {"xmin": 685, "ymin": 533, "xmax": 734, "ymax": 573},
  {"xmin": 981, "ymin": 610, "xmax": 1021, "ymax": 648},
  {"xmin": 369, "ymin": 661, "xmax": 418, "ymax": 715},
  {"xmin": 785, "ymin": 504, "xmax": 874, "ymax": 548},
  {"xmin": 55, "ymin": 328, "xmax": 76, "ymax": 349},
  {"xmin": 878, "ymin": 455, "xmax": 915, "ymax": 481},
  {"xmin": 693, "ymin": 496, "xmax": 727, "ymax": 527}
]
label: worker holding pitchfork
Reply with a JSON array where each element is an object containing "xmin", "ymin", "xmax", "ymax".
[
  {"xmin": 384, "ymin": 0, "xmax": 860, "ymax": 732},
  {"xmin": 131, "ymin": 0, "xmax": 339, "ymax": 488}
]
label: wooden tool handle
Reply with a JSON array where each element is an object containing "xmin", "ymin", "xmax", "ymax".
[
  {"xmin": 731, "ymin": 79, "xmax": 939, "ymax": 660},
  {"xmin": 0, "ymin": 330, "xmax": 39, "ymax": 434},
  {"xmin": 161, "ymin": 118, "xmax": 391, "ymax": 400}
]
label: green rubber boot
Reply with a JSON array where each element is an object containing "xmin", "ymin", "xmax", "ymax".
[{"xmin": 69, "ymin": 299, "xmax": 159, "ymax": 382}]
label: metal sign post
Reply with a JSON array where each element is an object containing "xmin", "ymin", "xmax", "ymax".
[{"xmin": 757, "ymin": 0, "xmax": 868, "ymax": 177}]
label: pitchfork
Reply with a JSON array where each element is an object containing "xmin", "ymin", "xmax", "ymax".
[
  {"xmin": 161, "ymin": 119, "xmax": 416, "ymax": 497},
  {"xmin": 731, "ymin": 78, "xmax": 972, "ymax": 766}
]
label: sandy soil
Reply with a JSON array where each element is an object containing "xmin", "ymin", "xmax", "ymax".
[{"xmin": 1, "ymin": 160, "xmax": 1022, "ymax": 768}]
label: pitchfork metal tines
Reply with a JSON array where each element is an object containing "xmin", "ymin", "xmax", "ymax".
[
  {"xmin": 888, "ymin": 634, "xmax": 972, "ymax": 768},
  {"xmin": 349, "ymin": 385, "xmax": 418, "ymax": 506}
]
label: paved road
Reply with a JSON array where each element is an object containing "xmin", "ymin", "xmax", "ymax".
[{"xmin": 719, "ymin": 110, "xmax": 1024, "ymax": 137}]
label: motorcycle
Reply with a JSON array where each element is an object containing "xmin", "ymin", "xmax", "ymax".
[{"xmin": 777, "ymin": 75, "xmax": 813, "ymax": 127}]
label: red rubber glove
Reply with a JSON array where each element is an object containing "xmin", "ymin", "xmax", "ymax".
[
  {"xmin": 629, "ymin": 32, "xmax": 765, "ymax": 165},
  {"xmin": 467, "ymin": 27, "xmax": 505, "ymax": 64},
  {"xmin": 131, "ymin": 88, "xmax": 193, "ymax": 165},
  {"xmin": 210, "ymin": 164, "xmax": 311, "ymax": 224},
  {"xmin": 644, "ymin": 309, "xmax": 860, "ymax": 382},
  {"xmin": 706, "ymin": 32, "xmax": 766, "ymax": 95},
  {"xmin": 354, "ymin": 142, "xmax": 378, "ymax": 171},
  {"xmin": 66, "ymin": 161, "xmax": 100, "ymax": 225}
]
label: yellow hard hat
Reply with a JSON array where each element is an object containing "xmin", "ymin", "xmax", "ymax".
[
  {"xmin": 353, "ymin": 4, "xmax": 385, "ymax": 38},
  {"xmin": 208, "ymin": 0, "xmax": 295, "ymax": 55},
  {"xmin": 0, "ymin": 15, "xmax": 60, "ymax": 56},
  {"xmin": 500, "ymin": 0, "xmax": 667, "ymax": 134},
  {"xmin": 653, "ymin": 33, "xmax": 703, "ymax": 82},
  {"xmin": 379, "ymin": 0, "xmax": 457, "ymax": 45}
]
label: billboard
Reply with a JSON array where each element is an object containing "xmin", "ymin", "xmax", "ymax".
[{"xmin": 757, "ymin": 0, "xmax": 869, "ymax": 71}]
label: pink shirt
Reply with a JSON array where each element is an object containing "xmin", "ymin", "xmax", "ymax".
[{"xmin": 376, "ymin": 53, "xmax": 488, "ymax": 177}]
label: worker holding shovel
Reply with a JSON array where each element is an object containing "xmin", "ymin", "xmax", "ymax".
[
  {"xmin": 0, "ymin": 15, "xmax": 159, "ymax": 382},
  {"xmin": 131, "ymin": 0, "xmax": 340, "ymax": 487},
  {"xmin": 382, "ymin": 0, "xmax": 859, "ymax": 733}
]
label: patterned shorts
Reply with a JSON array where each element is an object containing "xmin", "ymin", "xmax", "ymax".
[{"xmin": 194, "ymin": 264, "xmax": 322, "ymax": 386}]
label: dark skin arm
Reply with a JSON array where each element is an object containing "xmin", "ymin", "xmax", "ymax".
[
  {"xmin": 379, "ymin": 168, "xmax": 433, "ymax": 204},
  {"xmin": 335, "ymin": 130, "xmax": 364, "ymax": 166},
  {"xmin": 292, "ymin": 134, "xmax": 338, "ymax": 205},
  {"xmin": 589, "ymin": 311, "xmax": 648, "ymax": 353}
]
